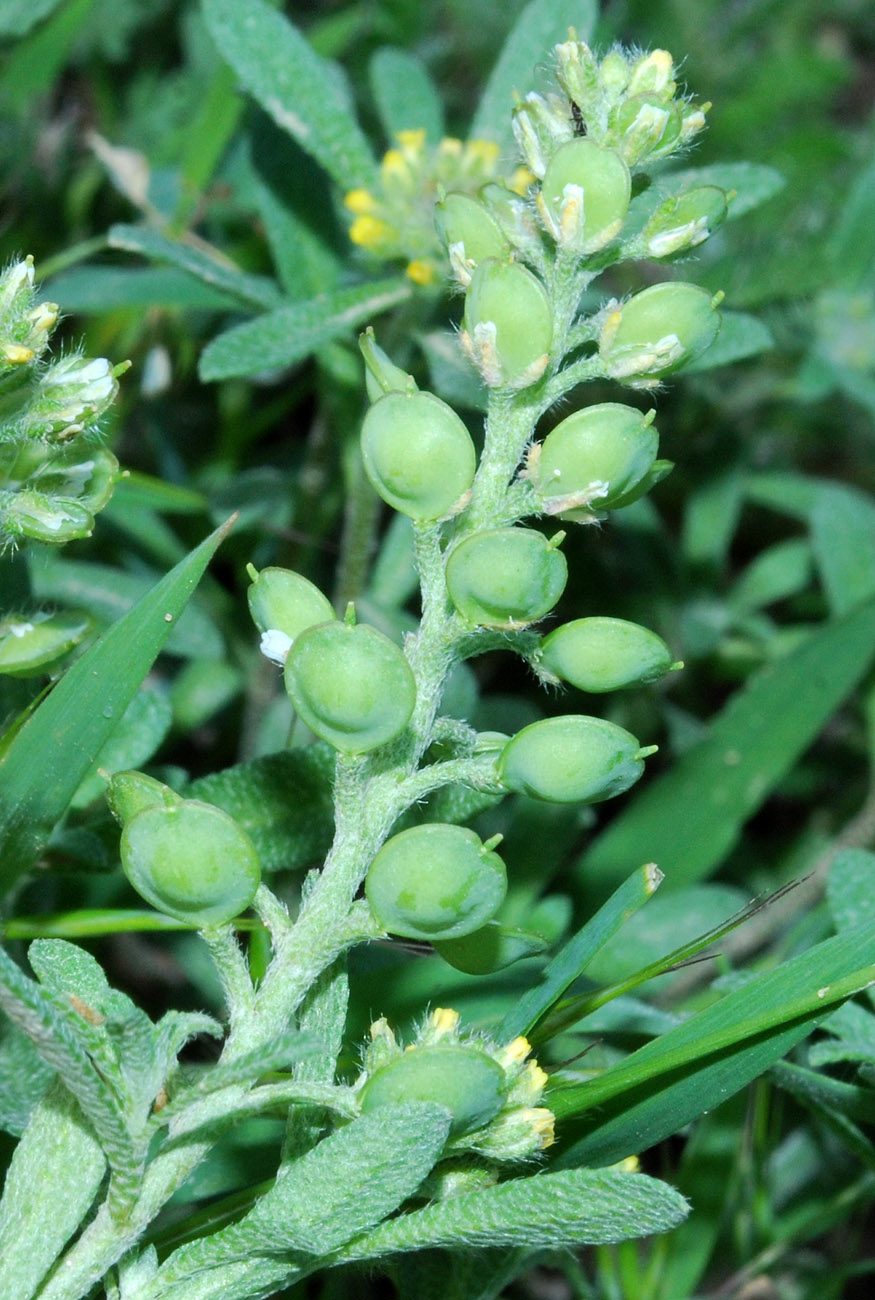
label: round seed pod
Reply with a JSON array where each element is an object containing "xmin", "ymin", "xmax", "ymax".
[
  {"xmin": 539, "ymin": 617, "xmax": 675, "ymax": 692},
  {"xmin": 497, "ymin": 714, "xmax": 652, "ymax": 804},
  {"xmin": 435, "ymin": 193, "xmax": 510, "ymax": 265},
  {"xmin": 446, "ymin": 527, "xmax": 567, "ymax": 628},
  {"xmin": 0, "ymin": 610, "xmax": 91, "ymax": 678},
  {"xmin": 120, "ymin": 799, "xmax": 261, "ymax": 926},
  {"xmin": 365, "ymin": 823, "xmax": 507, "ymax": 940},
  {"xmin": 643, "ymin": 186, "xmax": 728, "ymax": 259},
  {"xmin": 284, "ymin": 619, "xmax": 416, "ymax": 754},
  {"xmin": 538, "ymin": 140, "xmax": 631, "ymax": 252},
  {"xmin": 434, "ymin": 921, "xmax": 547, "ymax": 974},
  {"xmin": 359, "ymin": 1044, "xmax": 506, "ymax": 1136},
  {"xmin": 599, "ymin": 282, "xmax": 720, "ymax": 387},
  {"xmin": 531, "ymin": 403, "xmax": 658, "ymax": 514},
  {"xmin": 462, "ymin": 259, "xmax": 553, "ymax": 390},
  {"xmin": 247, "ymin": 568, "xmax": 334, "ymax": 641},
  {"xmin": 361, "ymin": 390, "xmax": 477, "ymax": 521}
]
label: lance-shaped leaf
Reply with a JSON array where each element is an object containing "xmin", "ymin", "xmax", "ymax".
[
  {"xmin": 108, "ymin": 224, "xmax": 284, "ymax": 311},
  {"xmin": 340, "ymin": 1167, "xmax": 688, "ymax": 1258},
  {"xmin": 203, "ymin": 0, "xmax": 376, "ymax": 191},
  {"xmin": 0, "ymin": 518, "xmax": 234, "ymax": 895}
]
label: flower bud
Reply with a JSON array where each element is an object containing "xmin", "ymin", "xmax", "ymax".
[
  {"xmin": 247, "ymin": 566, "xmax": 334, "ymax": 665},
  {"xmin": 365, "ymin": 823, "xmax": 507, "ymax": 940},
  {"xmin": 614, "ymin": 95, "xmax": 682, "ymax": 164},
  {"xmin": 599, "ymin": 283, "xmax": 721, "ymax": 387},
  {"xmin": 446, "ymin": 527, "xmax": 567, "ymax": 628},
  {"xmin": 554, "ymin": 39, "xmax": 601, "ymax": 120},
  {"xmin": 627, "ymin": 49, "xmax": 676, "ymax": 98},
  {"xmin": 497, "ymin": 714, "xmax": 655, "ymax": 804},
  {"xmin": 461, "ymin": 259, "xmax": 552, "ymax": 390},
  {"xmin": 537, "ymin": 140, "xmax": 631, "ymax": 253},
  {"xmin": 0, "ymin": 609, "xmax": 91, "ymax": 678},
  {"xmin": 360, "ymin": 1045, "xmax": 507, "ymax": 1136},
  {"xmin": 435, "ymin": 192, "xmax": 510, "ymax": 286},
  {"xmin": 538, "ymin": 617, "xmax": 678, "ymax": 692},
  {"xmin": 511, "ymin": 93, "xmax": 571, "ymax": 178},
  {"xmin": 643, "ymin": 186, "xmax": 728, "ymax": 258},
  {"xmin": 120, "ymin": 799, "xmax": 261, "ymax": 927},
  {"xmin": 360, "ymin": 390, "xmax": 476, "ymax": 521},
  {"xmin": 284, "ymin": 618, "xmax": 416, "ymax": 754},
  {"xmin": 528, "ymin": 402, "xmax": 658, "ymax": 516}
]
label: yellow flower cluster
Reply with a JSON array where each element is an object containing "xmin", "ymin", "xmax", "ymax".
[{"xmin": 344, "ymin": 130, "xmax": 531, "ymax": 286}]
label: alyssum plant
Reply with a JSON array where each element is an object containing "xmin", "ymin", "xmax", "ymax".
[{"xmin": 2, "ymin": 28, "xmax": 874, "ymax": 1300}]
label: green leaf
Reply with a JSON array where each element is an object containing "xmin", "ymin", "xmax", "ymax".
[
  {"xmin": 202, "ymin": 0, "xmax": 377, "ymax": 191},
  {"xmin": 45, "ymin": 265, "xmax": 243, "ymax": 313},
  {"xmin": 198, "ymin": 279, "xmax": 411, "ymax": 381},
  {"xmin": 107, "ymin": 224, "xmax": 283, "ymax": 312},
  {"xmin": 0, "ymin": 1081, "xmax": 106, "ymax": 1300},
  {"xmin": 342, "ymin": 1168, "xmax": 688, "ymax": 1258},
  {"xmin": 369, "ymin": 47, "xmax": 445, "ymax": 144},
  {"xmin": 0, "ymin": 0, "xmax": 98, "ymax": 111},
  {"xmin": 827, "ymin": 848, "xmax": 875, "ymax": 933},
  {"xmin": 683, "ymin": 310, "xmax": 774, "ymax": 373},
  {"xmin": 498, "ymin": 864, "xmax": 663, "ymax": 1042},
  {"xmin": 575, "ymin": 596, "xmax": 875, "ymax": 901},
  {"xmin": 187, "ymin": 748, "xmax": 335, "ymax": 873},
  {"xmin": 826, "ymin": 160, "xmax": 875, "ymax": 288},
  {"xmin": 30, "ymin": 555, "xmax": 224, "ymax": 660},
  {"xmin": 727, "ymin": 538, "xmax": 813, "ymax": 616},
  {"xmin": 810, "ymin": 483, "xmax": 875, "ymax": 616},
  {"xmin": 154, "ymin": 1103, "xmax": 452, "ymax": 1293},
  {"xmin": 0, "ymin": 519, "xmax": 233, "ymax": 895},
  {"xmin": 471, "ymin": 0, "xmax": 597, "ymax": 153},
  {"xmin": 0, "ymin": 1019, "xmax": 53, "ymax": 1136},
  {"xmin": 72, "ymin": 689, "xmax": 173, "ymax": 809},
  {"xmin": 0, "ymin": 0, "xmax": 64, "ymax": 37},
  {"xmin": 552, "ymin": 922, "xmax": 875, "ymax": 1168}
]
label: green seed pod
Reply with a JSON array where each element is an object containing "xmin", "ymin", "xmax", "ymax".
[
  {"xmin": 434, "ymin": 921, "xmax": 547, "ymax": 974},
  {"xmin": 247, "ymin": 567, "xmax": 335, "ymax": 665},
  {"xmin": 107, "ymin": 769, "xmax": 183, "ymax": 827},
  {"xmin": 435, "ymin": 193, "xmax": 510, "ymax": 285},
  {"xmin": 599, "ymin": 283, "xmax": 721, "ymax": 388},
  {"xmin": 0, "ymin": 610, "xmax": 91, "ymax": 678},
  {"xmin": 462, "ymin": 259, "xmax": 553, "ymax": 390},
  {"xmin": 538, "ymin": 140, "xmax": 631, "ymax": 253},
  {"xmin": 3, "ymin": 488, "xmax": 92, "ymax": 543},
  {"xmin": 539, "ymin": 617, "xmax": 676, "ymax": 691},
  {"xmin": 643, "ymin": 186, "xmax": 728, "ymax": 259},
  {"xmin": 359, "ymin": 1044, "xmax": 507, "ymax": 1136},
  {"xmin": 120, "ymin": 799, "xmax": 261, "ymax": 926},
  {"xmin": 361, "ymin": 390, "xmax": 477, "ymax": 521},
  {"xmin": 446, "ymin": 527, "xmax": 567, "ymax": 628},
  {"xmin": 530, "ymin": 403, "xmax": 658, "ymax": 515},
  {"xmin": 365, "ymin": 823, "xmax": 507, "ymax": 940},
  {"xmin": 497, "ymin": 714, "xmax": 653, "ymax": 804},
  {"xmin": 284, "ymin": 618, "xmax": 416, "ymax": 754}
]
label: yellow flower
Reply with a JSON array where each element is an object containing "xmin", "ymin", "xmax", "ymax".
[
  {"xmin": 349, "ymin": 215, "xmax": 397, "ymax": 251},
  {"xmin": 344, "ymin": 188, "xmax": 377, "ymax": 214},
  {"xmin": 405, "ymin": 259, "xmax": 437, "ymax": 286}
]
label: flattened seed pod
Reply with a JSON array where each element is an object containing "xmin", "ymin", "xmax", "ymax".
[
  {"xmin": 599, "ymin": 282, "xmax": 721, "ymax": 387},
  {"xmin": 284, "ymin": 619, "xmax": 416, "ymax": 754},
  {"xmin": 531, "ymin": 402, "xmax": 658, "ymax": 514},
  {"xmin": 497, "ymin": 714, "xmax": 654, "ymax": 803},
  {"xmin": 539, "ymin": 616, "xmax": 676, "ymax": 691},
  {"xmin": 359, "ymin": 1044, "xmax": 507, "ymax": 1136},
  {"xmin": 361, "ymin": 390, "xmax": 477, "ymax": 520},
  {"xmin": 120, "ymin": 799, "xmax": 261, "ymax": 927},
  {"xmin": 462, "ymin": 259, "xmax": 553, "ymax": 390},
  {"xmin": 538, "ymin": 139, "xmax": 631, "ymax": 253},
  {"xmin": 365, "ymin": 823, "xmax": 507, "ymax": 940},
  {"xmin": 445, "ymin": 527, "xmax": 567, "ymax": 628}
]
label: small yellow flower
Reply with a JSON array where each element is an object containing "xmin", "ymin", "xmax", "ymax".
[
  {"xmin": 528, "ymin": 1106, "xmax": 556, "ymax": 1148},
  {"xmin": 396, "ymin": 128, "xmax": 427, "ymax": 155},
  {"xmin": 438, "ymin": 137, "xmax": 464, "ymax": 159},
  {"xmin": 405, "ymin": 258, "xmax": 436, "ymax": 286},
  {"xmin": 349, "ymin": 215, "xmax": 397, "ymax": 250},
  {"xmin": 464, "ymin": 139, "xmax": 501, "ymax": 170},
  {"xmin": 430, "ymin": 1006, "xmax": 461, "ymax": 1036},
  {"xmin": 498, "ymin": 1035, "xmax": 532, "ymax": 1068},
  {"xmin": 344, "ymin": 188, "xmax": 377, "ymax": 214},
  {"xmin": 2, "ymin": 343, "xmax": 34, "ymax": 364}
]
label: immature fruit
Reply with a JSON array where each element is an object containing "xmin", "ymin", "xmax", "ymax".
[
  {"xmin": 445, "ymin": 527, "xmax": 567, "ymax": 628},
  {"xmin": 497, "ymin": 714, "xmax": 653, "ymax": 803},
  {"xmin": 531, "ymin": 403, "xmax": 658, "ymax": 515},
  {"xmin": 643, "ymin": 186, "xmax": 728, "ymax": 258},
  {"xmin": 359, "ymin": 1044, "xmax": 506, "ymax": 1136},
  {"xmin": 599, "ymin": 282, "xmax": 721, "ymax": 387},
  {"xmin": 435, "ymin": 192, "xmax": 510, "ymax": 279},
  {"xmin": 538, "ymin": 140, "xmax": 631, "ymax": 253},
  {"xmin": 365, "ymin": 823, "xmax": 507, "ymax": 940},
  {"xmin": 434, "ymin": 921, "xmax": 547, "ymax": 974},
  {"xmin": 539, "ymin": 617, "xmax": 675, "ymax": 691},
  {"xmin": 120, "ymin": 799, "xmax": 261, "ymax": 926},
  {"xmin": 247, "ymin": 567, "xmax": 334, "ymax": 641},
  {"xmin": 284, "ymin": 619, "xmax": 416, "ymax": 754},
  {"xmin": 0, "ymin": 610, "xmax": 91, "ymax": 678},
  {"xmin": 462, "ymin": 259, "xmax": 553, "ymax": 390},
  {"xmin": 107, "ymin": 769, "xmax": 183, "ymax": 827},
  {"xmin": 361, "ymin": 390, "xmax": 477, "ymax": 521}
]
